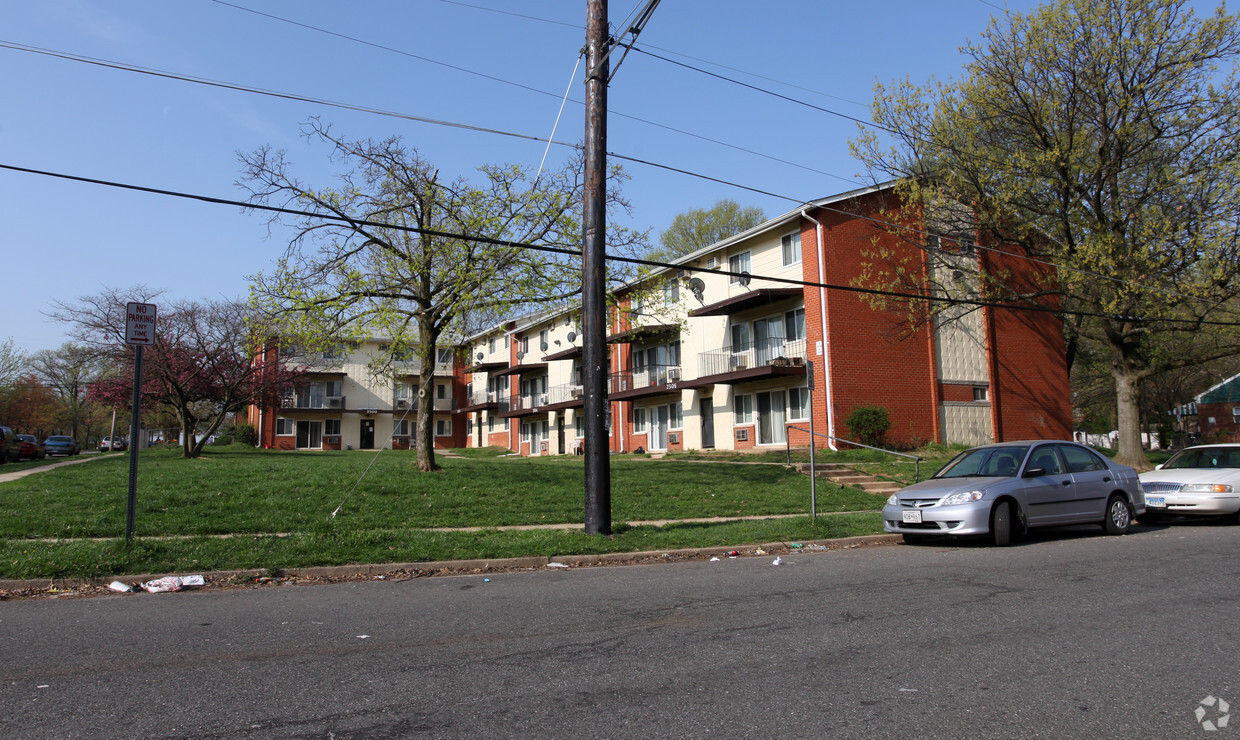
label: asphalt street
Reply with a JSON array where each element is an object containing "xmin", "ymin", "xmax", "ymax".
[{"xmin": 1, "ymin": 521, "xmax": 1237, "ymax": 738}]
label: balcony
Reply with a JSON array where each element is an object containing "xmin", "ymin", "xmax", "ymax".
[
  {"xmin": 609, "ymin": 364, "xmax": 683, "ymax": 401},
  {"xmin": 392, "ymin": 397, "xmax": 459, "ymax": 413},
  {"xmin": 281, "ymin": 395, "xmax": 347, "ymax": 410},
  {"xmin": 500, "ymin": 392, "xmax": 550, "ymax": 418},
  {"xmin": 459, "ymin": 390, "xmax": 502, "ymax": 412},
  {"xmin": 683, "ymin": 337, "xmax": 808, "ymax": 388}
]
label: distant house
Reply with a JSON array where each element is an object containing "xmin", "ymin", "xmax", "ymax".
[
  {"xmin": 246, "ymin": 339, "xmax": 467, "ymax": 451},
  {"xmin": 1195, "ymin": 373, "xmax": 1240, "ymax": 443}
]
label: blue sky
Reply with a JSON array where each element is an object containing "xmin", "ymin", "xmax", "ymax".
[{"xmin": 2, "ymin": 0, "xmax": 1046, "ymax": 354}]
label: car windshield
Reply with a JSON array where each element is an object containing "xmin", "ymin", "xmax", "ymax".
[
  {"xmin": 1161, "ymin": 446, "xmax": 1240, "ymax": 470},
  {"xmin": 47, "ymin": 436, "xmax": 70, "ymax": 442},
  {"xmin": 935, "ymin": 445, "xmax": 1030, "ymax": 479}
]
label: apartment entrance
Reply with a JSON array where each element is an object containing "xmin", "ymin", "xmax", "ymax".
[{"xmin": 359, "ymin": 419, "xmax": 375, "ymax": 449}]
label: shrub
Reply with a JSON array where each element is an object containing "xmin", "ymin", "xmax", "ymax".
[
  {"xmin": 233, "ymin": 423, "xmax": 257, "ymax": 446},
  {"xmin": 846, "ymin": 405, "xmax": 891, "ymax": 448},
  {"xmin": 211, "ymin": 435, "xmax": 233, "ymax": 446}
]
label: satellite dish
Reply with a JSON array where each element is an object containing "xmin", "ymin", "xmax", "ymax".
[
  {"xmin": 567, "ymin": 331, "xmax": 577, "ymax": 343},
  {"xmin": 540, "ymin": 341, "xmax": 549, "ymax": 352},
  {"xmin": 688, "ymin": 277, "xmax": 706, "ymax": 304},
  {"xmin": 739, "ymin": 271, "xmax": 751, "ymax": 288},
  {"xmin": 516, "ymin": 350, "xmax": 525, "ymax": 360},
  {"xmin": 476, "ymin": 352, "xmax": 484, "ymax": 361}
]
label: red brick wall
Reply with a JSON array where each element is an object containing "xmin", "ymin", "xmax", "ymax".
[
  {"xmin": 806, "ymin": 195, "xmax": 938, "ymax": 448},
  {"xmin": 981, "ymin": 246, "xmax": 1071, "ymax": 440}
]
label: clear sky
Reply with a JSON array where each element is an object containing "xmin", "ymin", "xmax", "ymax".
[{"xmin": 2, "ymin": 0, "xmax": 1047, "ymax": 354}]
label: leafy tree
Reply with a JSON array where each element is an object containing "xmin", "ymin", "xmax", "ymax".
[
  {"xmin": 0, "ymin": 374, "xmax": 59, "ymax": 438},
  {"xmin": 239, "ymin": 120, "xmax": 647, "ymax": 472},
  {"xmin": 850, "ymin": 0, "xmax": 1240, "ymax": 468},
  {"xmin": 29, "ymin": 343, "xmax": 102, "ymax": 444},
  {"xmin": 653, "ymin": 199, "xmax": 766, "ymax": 261},
  {"xmin": 0, "ymin": 337, "xmax": 26, "ymax": 392},
  {"xmin": 50, "ymin": 288, "xmax": 303, "ymax": 459}
]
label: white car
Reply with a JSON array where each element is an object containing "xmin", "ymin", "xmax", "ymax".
[{"xmin": 1139, "ymin": 444, "xmax": 1240, "ymax": 525}]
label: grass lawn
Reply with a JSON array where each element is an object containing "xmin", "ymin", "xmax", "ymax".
[{"xmin": 0, "ymin": 446, "xmax": 901, "ymax": 580}]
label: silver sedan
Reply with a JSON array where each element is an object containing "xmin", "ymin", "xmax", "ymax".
[{"xmin": 883, "ymin": 441, "xmax": 1143, "ymax": 546}]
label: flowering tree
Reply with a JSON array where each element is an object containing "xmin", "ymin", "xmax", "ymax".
[{"xmin": 51, "ymin": 288, "xmax": 303, "ymax": 458}]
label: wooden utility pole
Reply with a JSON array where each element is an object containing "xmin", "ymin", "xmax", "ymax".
[{"xmin": 582, "ymin": 0, "xmax": 611, "ymax": 534}]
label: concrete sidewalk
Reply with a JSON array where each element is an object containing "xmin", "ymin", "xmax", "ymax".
[{"xmin": 0, "ymin": 453, "xmax": 118, "ymax": 484}]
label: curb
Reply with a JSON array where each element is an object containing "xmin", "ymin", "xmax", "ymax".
[{"xmin": 0, "ymin": 534, "xmax": 902, "ymax": 597}]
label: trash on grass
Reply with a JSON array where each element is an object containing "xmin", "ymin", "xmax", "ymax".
[
  {"xmin": 709, "ymin": 556, "xmax": 721, "ymax": 562},
  {"xmin": 772, "ymin": 557, "xmax": 783, "ymax": 565},
  {"xmin": 790, "ymin": 543, "xmax": 804, "ymax": 548},
  {"xmin": 726, "ymin": 550, "xmax": 740, "ymax": 558},
  {"xmin": 755, "ymin": 548, "xmax": 767, "ymax": 555},
  {"xmin": 108, "ymin": 581, "xmax": 133, "ymax": 593},
  {"xmin": 140, "ymin": 575, "xmax": 205, "ymax": 593},
  {"xmin": 547, "ymin": 562, "xmax": 569, "ymax": 568}
]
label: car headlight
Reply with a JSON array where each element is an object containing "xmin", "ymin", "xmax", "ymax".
[
  {"xmin": 1180, "ymin": 483, "xmax": 1234, "ymax": 493},
  {"xmin": 886, "ymin": 493, "xmax": 899, "ymax": 506},
  {"xmin": 941, "ymin": 490, "xmax": 985, "ymax": 506}
]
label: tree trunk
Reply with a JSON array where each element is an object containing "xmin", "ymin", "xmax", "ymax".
[
  {"xmin": 415, "ymin": 322, "xmax": 440, "ymax": 472},
  {"xmin": 1111, "ymin": 360, "xmax": 1150, "ymax": 470}
]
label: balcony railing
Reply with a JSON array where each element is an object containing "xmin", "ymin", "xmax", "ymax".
[
  {"xmin": 392, "ymin": 397, "xmax": 459, "ymax": 412},
  {"xmin": 546, "ymin": 382, "xmax": 585, "ymax": 405},
  {"xmin": 698, "ymin": 337, "xmax": 807, "ymax": 377},
  {"xmin": 609, "ymin": 364, "xmax": 682, "ymax": 394},
  {"xmin": 281, "ymin": 395, "xmax": 347, "ymax": 410}
]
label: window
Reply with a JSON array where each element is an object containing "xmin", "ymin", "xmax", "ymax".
[
  {"xmin": 634, "ymin": 407, "xmax": 647, "ymax": 433},
  {"xmin": 323, "ymin": 344, "xmax": 346, "ymax": 360},
  {"xmin": 394, "ymin": 383, "xmax": 410, "ymax": 400},
  {"xmin": 436, "ymin": 419, "xmax": 452, "ymax": 437},
  {"xmin": 973, "ymin": 386, "xmax": 989, "ymax": 402},
  {"xmin": 1059, "ymin": 444, "xmax": 1106, "ymax": 473},
  {"xmin": 784, "ymin": 308, "xmax": 806, "ymax": 341},
  {"xmin": 575, "ymin": 415, "xmax": 584, "ymax": 437},
  {"xmin": 734, "ymin": 394, "xmax": 753, "ymax": 424},
  {"xmin": 521, "ymin": 422, "xmax": 530, "ymax": 443},
  {"xmin": 663, "ymin": 280, "xmax": 679, "ymax": 306},
  {"xmin": 276, "ymin": 417, "xmax": 294, "ymax": 436},
  {"xmin": 437, "ymin": 383, "xmax": 447, "ymax": 400},
  {"xmin": 1232, "ymin": 406, "xmax": 1240, "ymax": 422},
  {"xmin": 488, "ymin": 336, "xmax": 497, "ymax": 354},
  {"xmin": 782, "ymin": 232, "xmax": 801, "ymax": 266},
  {"xmin": 671, "ymin": 402, "xmax": 683, "ymax": 430},
  {"xmin": 437, "ymin": 348, "xmax": 453, "ymax": 365},
  {"xmin": 325, "ymin": 419, "xmax": 341, "ymax": 436},
  {"xmin": 789, "ymin": 387, "xmax": 810, "ymax": 421},
  {"xmin": 465, "ymin": 417, "xmax": 472, "ymax": 437},
  {"xmin": 488, "ymin": 414, "xmax": 496, "ymax": 433},
  {"xmin": 728, "ymin": 251, "xmax": 751, "ymax": 284},
  {"xmin": 730, "ymin": 322, "xmax": 751, "ymax": 351},
  {"xmin": 393, "ymin": 419, "xmax": 410, "ymax": 436},
  {"xmin": 520, "ymin": 336, "xmax": 529, "ymax": 355}
]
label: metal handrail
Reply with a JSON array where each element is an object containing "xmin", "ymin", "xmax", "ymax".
[{"xmin": 785, "ymin": 426, "xmax": 923, "ymax": 483}]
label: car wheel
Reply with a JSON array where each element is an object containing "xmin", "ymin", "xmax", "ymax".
[
  {"xmin": 991, "ymin": 500, "xmax": 1014, "ymax": 547},
  {"xmin": 1136, "ymin": 512, "xmax": 1161, "ymax": 526},
  {"xmin": 1104, "ymin": 495, "xmax": 1132, "ymax": 535},
  {"xmin": 1224, "ymin": 509, "xmax": 1240, "ymax": 526}
]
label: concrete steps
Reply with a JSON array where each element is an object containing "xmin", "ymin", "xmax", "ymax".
[{"xmin": 795, "ymin": 463, "xmax": 902, "ymax": 495}]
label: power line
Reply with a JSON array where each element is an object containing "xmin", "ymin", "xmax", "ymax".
[
  {"xmin": 3, "ymin": 161, "xmax": 1236, "ymax": 329},
  {"xmin": 0, "ymin": 41, "xmax": 1224, "ymax": 312}
]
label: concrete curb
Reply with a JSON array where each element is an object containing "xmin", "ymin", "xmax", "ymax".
[{"xmin": 0, "ymin": 535, "xmax": 902, "ymax": 595}]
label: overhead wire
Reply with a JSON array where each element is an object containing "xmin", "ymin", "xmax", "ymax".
[{"xmin": 3, "ymin": 161, "xmax": 1237, "ymax": 329}]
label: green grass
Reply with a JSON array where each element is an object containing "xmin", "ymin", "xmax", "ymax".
[{"xmin": 0, "ymin": 446, "xmax": 892, "ymax": 580}]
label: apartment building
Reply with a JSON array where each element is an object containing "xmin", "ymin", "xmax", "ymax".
[
  {"xmin": 462, "ymin": 182, "xmax": 1071, "ymax": 455},
  {"xmin": 248, "ymin": 339, "xmax": 468, "ymax": 451}
]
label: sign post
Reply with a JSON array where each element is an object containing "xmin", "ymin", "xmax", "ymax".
[{"xmin": 124, "ymin": 302, "xmax": 156, "ymax": 541}]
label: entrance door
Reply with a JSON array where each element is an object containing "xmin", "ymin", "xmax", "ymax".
[
  {"xmin": 557, "ymin": 414, "xmax": 565, "ymax": 455},
  {"xmin": 360, "ymin": 419, "xmax": 375, "ymax": 449},
  {"xmin": 700, "ymin": 398, "xmax": 715, "ymax": 448},
  {"xmin": 530, "ymin": 421, "xmax": 544, "ymax": 456}
]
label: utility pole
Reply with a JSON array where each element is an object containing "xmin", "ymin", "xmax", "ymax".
[{"xmin": 581, "ymin": 0, "xmax": 611, "ymax": 534}]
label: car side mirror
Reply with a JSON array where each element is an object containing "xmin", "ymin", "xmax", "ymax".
[
  {"xmin": 1023, "ymin": 467, "xmax": 1046, "ymax": 478},
  {"xmin": 1154, "ymin": 464, "xmax": 1163, "ymax": 470}
]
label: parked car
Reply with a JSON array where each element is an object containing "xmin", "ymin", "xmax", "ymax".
[
  {"xmin": 883, "ymin": 441, "xmax": 1144, "ymax": 546},
  {"xmin": 0, "ymin": 426, "xmax": 20, "ymax": 463},
  {"xmin": 43, "ymin": 435, "xmax": 80, "ymax": 457},
  {"xmin": 99, "ymin": 436, "xmax": 128, "ymax": 452},
  {"xmin": 1138, "ymin": 444, "xmax": 1240, "ymax": 525},
  {"xmin": 16, "ymin": 434, "xmax": 45, "ymax": 460}
]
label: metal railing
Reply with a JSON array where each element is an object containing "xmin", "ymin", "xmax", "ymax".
[
  {"xmin": 698, "ymin": 337, "xmax": 807, "ymax": 377},
  {"xmin": 609, "ymin": 364, "xmax": 682, "ymax": 393},
  {"xmin": 785, "ymin": 426, "xmax": 924, "ymax": 483},
  {"xmin": 280, "ymin": 395, "xmax": 347, "ymax": 410}
]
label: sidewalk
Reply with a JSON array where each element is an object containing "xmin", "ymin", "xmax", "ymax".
[{"xmin": 0, "ymin": 452, "xmax": 117, "ymax": 484}]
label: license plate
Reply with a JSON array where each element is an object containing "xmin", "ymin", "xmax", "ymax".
[
  {"xmin": 902, "ymin": 510, "xmax": 923, "ymax": 524},
  {"xmin": 1146, "ymin": 497, "xmax": 1166, "ymax": 507}
]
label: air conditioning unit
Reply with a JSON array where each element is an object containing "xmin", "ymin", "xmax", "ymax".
[
  {"xmin": 705, "ymin": 257, "xmax": 719, "ymax": 269},
  {"xmin": 327, "ymin": 397, "xmax": 342, "ymax": 408},
  {"xmin": 396, "ymin": 399, "xmax": 408, "ymax": 409},
  {"xmin": 571, "ymin": 386, "xmax": 584, "ymax": 399},
  {"xmin": 668, "ymin": 432, "xmax": 680, "ymax": 444},
  {"xmin": 729, "ymin": 354, "xmax": 750, "ymax": 370},
  {"xmin": 676, "ymin": 269, "xmax": 689, "ymax": 279},
  {"xmin": 667, "ymin": 368, "xmax": 681, "ymax": 382},
  {"xmin": 735, "ymin": 428, "xmax": 749, "ymax": 442}
]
